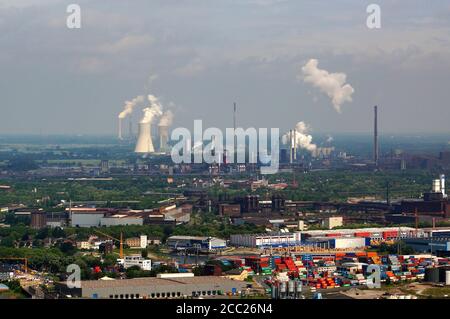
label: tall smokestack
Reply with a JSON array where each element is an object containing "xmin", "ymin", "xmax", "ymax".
[
  {"xmin": 157, "ymin": 110, "xmax": 173, "ymax": 153},
  {"xmin": 233, "ymin": 102, "xmax": 237, "ymax": 164},
  {"xmin": 374, "ymin": 105, "xmax": 379, "ymax": 167},
  {"xmin": 158, "ymin": 125, "xmax": 169, "ymax": 152},
  {"xmin": 289, "ymin": 130, "xmax": 293, "ymax": 164},
  {"xmin": 293, "ymin": 130, "xmax": 297, "ymax": 160},
  {"xmin": 128, "ymin": 117, "xmax": 133, "ymax": 139},
  {"xmin": 118, "ymin": 118, "xmax": 123, "ymax": 140}
]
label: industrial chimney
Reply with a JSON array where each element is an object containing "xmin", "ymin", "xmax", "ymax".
[
  {"xmin": 289, "ymin": 130, "xmax": 293, "ymax": 164},
  {"xmin": 440, "ymin": 174, "xmax": 446, "ymax": 198},
  {"xmin": 374, "ymin": 105, "xmax": 379, "ymax": 167},
  {"xmin": 118, "ymin": 118, "xmax": 123, "ymax": 140},
  {"xmin": 158, "ymin": 124, "xmax": 169, "ymax": 152},
  {"xmin": 135, "ymin": 122, "xmax": 155, "ymax": 153}
]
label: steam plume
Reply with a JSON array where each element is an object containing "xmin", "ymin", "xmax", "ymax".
[
  {"xmin": 300, "ymin": 59, "xmax": 354, "ymax": 113},
  {"xmin": 282, "ymin": 121, "xmax": 317, "ymax": 152},
  {"xmin": 159, "ymin": 110, "xmax": 174, "ymax": 126},
  {"xmin": 326, "ymin": 135, "xmax": 334, "ymax": 143},
  {"xmin": 118, "ymin": 95, "xmax": 145, "ymax": 119},
  {"xmin": 139, "ymin": 94, "xmax": 163, "ymax": 124}
]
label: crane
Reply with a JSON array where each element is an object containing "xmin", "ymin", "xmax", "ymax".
[
  {"xmin": 0, "ymin": 257, "xmax": 28, "ymax": 273},
  {"xmin": 93, "ymin": 230, "xmax": 124, "ymax": 259}
]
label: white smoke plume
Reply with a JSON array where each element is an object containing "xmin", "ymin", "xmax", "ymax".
[
  {"xmin": 139, "ymin": 94, "xmax": 163, "ymax": 124},
  {"xmin": 282, "ymin": 121, "xmax": 317, "ymax": 153},
  {"xmin": 118, "ymin": 95, "xmax": 145, "ymax": 119},
  {"xmin": 300, "ymin": 59, "xmax": 354, "ymax": 113},
  {"xmin": 158, "ymin": 110, "xmax": 174, "ymax": 126}
]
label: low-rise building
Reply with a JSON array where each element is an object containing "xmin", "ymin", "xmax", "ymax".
[
  {"xmin": 100, "ymin": 215, "xmax": 143, "ymax": 226},
  {"xmin": 322, "ymin": 216, "xmax": 343, "ymax": 230},
  {"xmin": 56, "ymin": 275, "xmax": 248, "ymax": 299},
  {"xmin": 77, "ymin": 241, "xmax": 91, "ymax": 250},
  {"xmin": 119, "ymin": 255, "xmax": 152, "ymax": 271},
  {"xmin": 70, "ymin": 210, "xmax": 106, "ymax": 227},
  {"xmin": 218, "ymin": 204, "xmax": 241, "ymax": 217},
  {"xmin": 230, "ymin": 232, "xmax": 302, "ymax": 248},
  {"xmin": 167, "ymin": 236, "xmax": 227, "ymax": 252}
]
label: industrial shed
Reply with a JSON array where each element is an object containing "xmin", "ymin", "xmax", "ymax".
[{"xmin": 56, "ymin": 276, "xmax": 247, "ymax": 299}]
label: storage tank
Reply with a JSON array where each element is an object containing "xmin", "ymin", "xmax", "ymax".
[
  {"xmin": 432, "ymin": 179, "xmax": 441, "ymax": 193},
  {"xmin": 288, "ymin": 280, "xmax": 295, "ymax": 293},
  {"xmin": 280, "ymin": 281, "xmax": 286, "ymax": 293}
]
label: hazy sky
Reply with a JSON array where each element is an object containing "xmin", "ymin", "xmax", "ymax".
[{"xmin": 1, "ymin": 0, "xmax": 450, "ymax": 135}]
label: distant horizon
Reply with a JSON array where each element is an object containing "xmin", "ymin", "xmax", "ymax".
[
  {"xmin": 0, "ymin": 132, "xmax": 449, "ymax": 138},
  {"xmin": 2, "ymin": 1, "xmax": 450, "ymax": 135}
]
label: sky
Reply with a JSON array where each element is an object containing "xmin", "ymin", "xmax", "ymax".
[{"xmin": 1, "ymin": 0, "xmax": 450, "ymax": 136}]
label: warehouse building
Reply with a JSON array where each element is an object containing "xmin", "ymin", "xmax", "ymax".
[
  {"xmin": 301, "ymin": 227, "xmax": 416, "ymax": 241},
  {"xmin": 230, "ymin": 232, "xmax": 302, "ymax": 248},
  {"xmin": 403, "ymin": 237, "xmax": 450, "ymax": 257},
  {"xmin": 305, "ymin": 237, "xmax": 368, "ymax": 249},
  {"xmin": 56, "ymin": 275, "xmax": 247, "ymax": 299},
  {"xmin": 70, "ymin": 209, "xmax": 107, "ymax": 227},
  {"xmin": 100, "ymin": 215, "xmax": 143, "ymax": 226},
  {"xmin": 166, "ymin": 236, "xmax": 227, "ymax": 252}
]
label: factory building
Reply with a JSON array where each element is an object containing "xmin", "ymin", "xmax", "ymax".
[
  {"xmin": 390, "ymin": 174, "xmax": 450, "ymax": 219},
  {"xmin": 100, "ymin": 215, "xmax": 143, "ymax": 226},
  {"xmin": 56, "ymin": 275, "xmax": 247, "ymax": 299},
  {"xmin": 301, "ymin": 227, "xmax": 417, "ymax": 241},
  {"xmin": 403, "ymin": 237, "xmax": 450, "ymax": 257},
  {"xmin": 305, "ymin": 237, "xmax": 367, "ymax": 249},
  {"xmin": 230, "ymin": 232, "xmax": 302, "ymax": 248},
  {"xmin": 166, "ymin": 236, "xmax": 227, "ymax": 252},
  {"xmin": 218, "ymin": 204, "xmax": 241, "ymax": 217},
  {"xmin": 70, "ymin": 210, "xmax": 106, "ymax": 227},
  {"xmin": 30, "ymin": 211, "xmax": 47, "ymax": 229}
]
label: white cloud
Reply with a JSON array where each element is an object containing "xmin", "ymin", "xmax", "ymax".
[
  {"xmin": 300, "ymin": 59, "xmax": 354, "ymax": 113},
  {"xmin": 174, "ymin": 58, "xmax": 206, "ymax": 77}
]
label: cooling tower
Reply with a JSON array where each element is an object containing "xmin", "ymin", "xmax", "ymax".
[
  {"xmin": 158, "ymin": 125, "xmax": 169, "ymax": 152},
  {"xmin": 135, "ymin": 122, "xmax": 155, "ymax": 153}
]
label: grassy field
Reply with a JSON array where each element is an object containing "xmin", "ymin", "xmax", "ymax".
[{"xmin": 421, "ymin": 287, "xmax": 450, "ymax": 298}]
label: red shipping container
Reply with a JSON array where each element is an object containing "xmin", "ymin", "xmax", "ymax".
[
  {"xmin": 354, "ymin": 232, "xmax": 371, "ymax": 237},
  {"xmin": 326, "ymin": 233, "xmax": 341, "ymax": 237}
]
